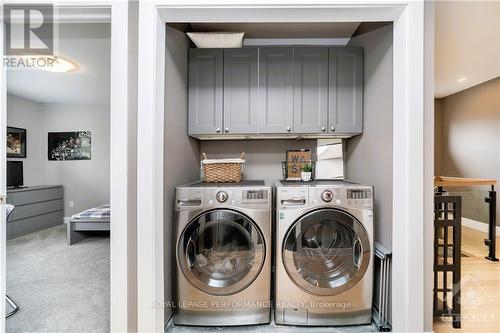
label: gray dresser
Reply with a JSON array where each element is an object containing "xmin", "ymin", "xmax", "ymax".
[{"xmin": 6, "ymin": 186, "xmax": 64, "ymax": 239}]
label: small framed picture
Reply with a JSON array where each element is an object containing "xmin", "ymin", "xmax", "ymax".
[
  {"xmin": 7, "ymin": 127, "xmax": 27, "ymax": 158},
  {"xmin": 286, "ymin": 149, "xmax": 312, "ymax": 179}
]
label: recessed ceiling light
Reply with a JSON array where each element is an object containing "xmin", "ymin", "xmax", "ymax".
[{"xmin": 457, "ymin": 76, "xmax": 468, "ymax": 83}]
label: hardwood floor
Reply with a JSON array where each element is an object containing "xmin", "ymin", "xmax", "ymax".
[{"xmin": 434, "ymin": 226, "xmax": 500, "ymax": 333}]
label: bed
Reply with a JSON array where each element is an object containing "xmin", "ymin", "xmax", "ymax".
[{"xmin": 67, "ymin": 204, "xmax": 110, "ymax": 245}]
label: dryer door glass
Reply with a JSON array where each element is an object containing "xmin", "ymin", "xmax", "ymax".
[
  {"xmin": 282, "ymin": 208, "xmax": 370, "ymax": 296},
  {"xmin": 179, "ymin": 209, "xmax": 266, "ymax": 296}
]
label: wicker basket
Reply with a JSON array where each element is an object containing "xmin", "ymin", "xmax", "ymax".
[{"xmin": 201, "ymin": 152, "xmax": 245, "ymax": 183}]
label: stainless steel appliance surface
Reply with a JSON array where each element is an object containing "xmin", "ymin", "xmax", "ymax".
[
  {"xmin": 174, "ymin": 180, "xmax": 273, "ymax": 326},
  {"xmin": 274, "ymin": 180, "xmax": 374, "ymax": 326}
]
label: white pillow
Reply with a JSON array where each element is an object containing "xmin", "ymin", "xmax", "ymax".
[{"xmin": 187, "ymin": 32, "xmax": 245, "ymax": 48}]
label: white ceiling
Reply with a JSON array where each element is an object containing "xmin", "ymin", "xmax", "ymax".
[
  {"xmin": 7, "ymin": 23, "xmax": 110, "ymax": 103},
  {"xmin": 435, "ymin": 1, "xmax": 500, "ymax": 98}
]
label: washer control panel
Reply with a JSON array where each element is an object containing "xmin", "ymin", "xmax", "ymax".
[
  {"xmin": 176, "ymin": 187, "xmax": 271, "ymax": 210},
  {"xmin": 309, "ymin": 186, "xmax": 373, "ymax": 210},
  {"xmin": 243, "ymin": 189, "xmax": 268, "ymax": 200}
]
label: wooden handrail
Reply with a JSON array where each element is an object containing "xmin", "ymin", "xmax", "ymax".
[{"xmin": 434, "ymin": 176, "xmax": 497, "ymax": 187}]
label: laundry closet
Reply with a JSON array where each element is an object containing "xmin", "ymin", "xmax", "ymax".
[{"xmin": 163, "ymin": 22, "xmax": 394, "ymax": 332}]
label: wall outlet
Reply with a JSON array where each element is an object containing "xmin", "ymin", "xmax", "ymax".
[{"xmin": 69, "ymin": 201, "xmax": 74, "ymax": 208}]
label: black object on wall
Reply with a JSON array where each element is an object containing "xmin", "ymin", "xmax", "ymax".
[
  {"xmin": 484, "ymin": 187, "xmax": 498, "ymax": 262},
  {"xmin": 48, "ymin": 131, "xmax": 91, "ymax": 161},
  {"xmin": 7, "ymin": 126, "xmax": 26, "ymax": 158}
]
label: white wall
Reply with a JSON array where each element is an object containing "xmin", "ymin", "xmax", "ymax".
[
  {"xmin": 6, "ymin": 94, "xmax": 42, "ymax": 186},
  {"xmin": 41, "ymin": 103, "xmax": 110, "ymax": 217},
  {"xmin": 346, "ymin": 25, "xmax": 393, "ymax": 249}
]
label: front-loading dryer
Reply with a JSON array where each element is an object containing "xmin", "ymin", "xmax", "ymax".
[
  {"xmin": 275, "ymin": 180, "xmax": 374, "ymax": 326},
  {"xmin": 174, "ymin": 180, "xmax": 272, "ymax": 326}
]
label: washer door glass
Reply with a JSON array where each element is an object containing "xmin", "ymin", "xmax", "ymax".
[
  {"xmin": 179, "ymin": 209, "xmax": 265, "ymax": 296},
  {"xmin": 282, "ymin": 208, "xmax": 370, "ymax": 296}
]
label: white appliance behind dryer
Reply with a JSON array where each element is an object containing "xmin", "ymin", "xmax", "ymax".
[{"xmin": 275, "ymin": 180, "xmax": 374, "ymax": 326}]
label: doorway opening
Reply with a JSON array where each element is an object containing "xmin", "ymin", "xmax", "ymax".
[{"xmin": 5, "ymin": 21, "xmax": 111, "ymax": 332}]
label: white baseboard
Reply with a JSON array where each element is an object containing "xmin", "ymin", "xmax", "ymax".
[{"xmin": 462, "ymin": 217, "xmax": 500, "ymax": 234}]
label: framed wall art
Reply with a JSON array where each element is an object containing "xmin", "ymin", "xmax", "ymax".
[
  {"xmin": 7, "ymin": 127, "xmax": 27, "ymax": 158},
  {"xmin": 48, "ymin": 131, "xmax": 91, "ymax": 161}
]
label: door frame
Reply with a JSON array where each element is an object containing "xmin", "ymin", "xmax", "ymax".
[
  {"xmin": 137, "ymin": 1, "xmax": 433, "ymax": 332},
  {"xmin": 0, "ymin": 2, "xmax": 137, "ymax": 331}
]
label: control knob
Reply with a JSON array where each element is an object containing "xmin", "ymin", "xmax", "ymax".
[
  {"xmin": 321, "ymin": 190, "xmax": 333, "ymax": 202},
  {"xmin": 216, "ymin": 191, "xmax": 228, "ymax": 203}
]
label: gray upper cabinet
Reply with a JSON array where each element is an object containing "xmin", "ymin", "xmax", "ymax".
[
  {"xmin": 188, "ymin": 46, "xmax": 363, "ymax": 139},
  {"xmin": 188, "ymin": 49, "xmax": 223, "ymax": 135},
  {"xmin": 258, "ymin": 48, "xmax": 294, "ymax": 134},
  {"xmin": 223, "ymin": 48, "xmax": 259, "ymax": 134},
  {"xmin": 329, "ymin": 47, "xmax": 363, "ymax": 134},
  {"xmin": 293, "ymin": 48, "xmax": 329, "ymax": 134}
]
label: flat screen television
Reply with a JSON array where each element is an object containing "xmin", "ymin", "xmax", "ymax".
[{"xmin": 7, "ymin": 161, "xmax": 24, "ymax": 188}]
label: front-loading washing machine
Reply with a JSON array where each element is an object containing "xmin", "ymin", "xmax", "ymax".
[
  {"xmin": 275, "ymin": 180, "xmax": 374, "ymax": 326},
  {"xmin": 174, "ymin": 180, "xmax": 272, "ymax": 326}
]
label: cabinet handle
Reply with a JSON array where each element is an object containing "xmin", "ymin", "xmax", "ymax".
[
  {"xmin": 224, "ymin": 128, "xmax": 229, "ymax": 133},
  {"xmin": 321, "ymin": 126, "xmax": 326, "ymax": 132},
  {"xmin": 330, "ymin": 126, "xmax": 335, "ymax": 132},
  {"xmin": 286, "ymin": 126, "xmax": 291, "ymax": 132},
  {"xmin": 216, "ymin": 128, "xmax": 221, "ymax": 133}
]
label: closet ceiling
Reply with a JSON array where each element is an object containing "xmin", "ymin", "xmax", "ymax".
[{"xmin": 7, "ymin": 23, "xmax": 110, "ymax": 103}]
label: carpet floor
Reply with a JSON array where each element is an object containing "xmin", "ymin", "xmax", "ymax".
[{"xmin": 6, "ymin": 224, "xmax": 110, "ymax": 333}]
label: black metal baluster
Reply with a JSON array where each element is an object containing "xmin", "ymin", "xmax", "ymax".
[{"xmin": 484, "ymin": 186, "xmax": 498, "ymax": 261}]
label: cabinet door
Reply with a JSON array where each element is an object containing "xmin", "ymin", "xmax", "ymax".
[
  {"xmin": 293, "ymin": 48, "xmax": 328, "ymax": 134},
  {"xmin": 223, "ymin": 48, "xmax": 259, "ymax": 134},
  {"xmin": 188, "ymin": 49, "xmax": 223, "ymax": 135},
  {"xmin": 258, "ymin": 48, "xmax": 294, "ymax": 133},
  {"xmin": 329, "ymin": 47, "xmax": 363, "ymax": 134}
]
